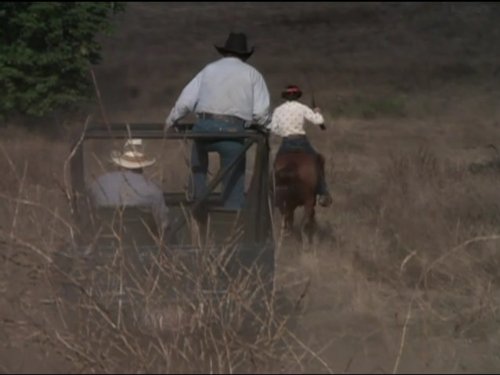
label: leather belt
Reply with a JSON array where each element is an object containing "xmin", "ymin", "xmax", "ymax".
[{"xmin": 198, "ymin": 112, "xmax": 246, "ymax": 126}]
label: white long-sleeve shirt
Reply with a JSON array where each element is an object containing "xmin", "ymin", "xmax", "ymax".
[
  {"xmin": 89, "ymin": 171, "xmax": 170, "ymax": 232},
  {"xmin": 267, "ymin": 101, "xmax": 324, "ymax": 137},
  {"xmin": 165, "ymin": 57, "xmax": 271, "ymax": 128}
]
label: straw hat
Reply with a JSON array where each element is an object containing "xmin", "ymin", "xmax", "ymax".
[{"xmin": 110, "ymin": 139, "xmax": 156, "ymax": 169}]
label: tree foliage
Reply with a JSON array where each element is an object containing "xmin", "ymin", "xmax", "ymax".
[{"xmin": 0, "ymin": 2, "xmax": 125, "ymax": 118}]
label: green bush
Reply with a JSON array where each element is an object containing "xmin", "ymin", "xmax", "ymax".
[{"xmin": 0, "ymin": 2, "xmax": 125, "ymax": 119}]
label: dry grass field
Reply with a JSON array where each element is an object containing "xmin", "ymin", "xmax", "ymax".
[{"xmin": 2, "ymin": 2, "xmax": 500, "ymax": 373}]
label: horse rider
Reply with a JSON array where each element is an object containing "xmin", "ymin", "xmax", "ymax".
[
  {"xmin": 164, "ymin": 32, "xmax": 271, "ymax": 210},
  {"xmin": 89, "ymin": 138, "xmax": 170, "ymax": 234},
  {"xmin": 267, "ymin": 84, "xmax": 333, "ymax": 207}
]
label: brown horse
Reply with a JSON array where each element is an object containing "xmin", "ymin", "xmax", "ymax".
[{"xmin": 273, "ymin": 150, "xmax": 324, "ymax": 245}]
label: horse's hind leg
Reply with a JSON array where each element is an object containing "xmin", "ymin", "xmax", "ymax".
[
  {"xmin": 300, "ymin": 200, "xmax": 317, "ymax": 249},
  {"xmin": 283, "ymin": 208, "xmax": 294, "ymax": 237},
  {"xmin": 277, "ymin": 203, "xmax": 293, "ymax": 238}
]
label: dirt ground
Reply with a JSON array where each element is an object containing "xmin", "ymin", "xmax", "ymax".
[{"xmin": 2, "ymin": 2, "xmax": 500, "ymax": 373}]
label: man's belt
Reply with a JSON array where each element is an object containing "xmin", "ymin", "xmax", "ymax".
[
  {"xmin": 285, "ymin": 134, "xmax": 307, "ymax": 139},
  {"xmin": 198, "ymin": 112, "xmax": 246, "ymax": 126}
]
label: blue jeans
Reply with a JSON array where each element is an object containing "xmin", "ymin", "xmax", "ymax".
[
  {"xmin": 277, "ymin": 135, "xmax": 329, "ymax": 195},
  {"xmin": 190, "ymin": 119, "xmax": 246, "ymax": 209}
]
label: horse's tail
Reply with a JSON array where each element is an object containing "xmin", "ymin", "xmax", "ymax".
[{"xmin": 273, "ymin": 162, "xmax": 298, "ymax": 209}]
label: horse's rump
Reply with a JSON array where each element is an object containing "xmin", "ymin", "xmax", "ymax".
[
  {"xmin": 274, "ymin": 161, "xmax": 298, "ymax": 183},
  {"xmin": 273, "ymin": 150, "xmax": 320, "ymax": 243},
  {"xmin": 273, "ymin": 151, "xmax": 319, "ymax": 204}
]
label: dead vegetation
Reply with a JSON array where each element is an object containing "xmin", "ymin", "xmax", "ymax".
[{"xmin": 2, "ymin": 2, "xmax": 500, "ymax": 373}]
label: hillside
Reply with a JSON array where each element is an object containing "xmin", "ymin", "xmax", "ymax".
[{"xmin": 2, "ymin": 2, "xmax": 500, "ymax": 373}]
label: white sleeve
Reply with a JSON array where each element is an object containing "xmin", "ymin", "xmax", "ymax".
[
  {"xmin": 151, "ymin": 191, "xmax": 170, "ymax": 233},
  {"xmin": 251, "ymin": 72, "xmax": 271, "ymax": 126},
  {"xmin": 165, "ymin": 71, "xmax": 203, "ymax": 129},
  {"xmin": 303, "ymin": 105, "xmax": 324, "ymax": 125}
]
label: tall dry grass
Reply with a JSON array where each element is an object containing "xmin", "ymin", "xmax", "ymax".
[
  {"xmin": 3, "ymin": 111, "xmax": 500, "ymax": 373},
  {"xmin": 0, "ymin": 126, "xmax": 337, "ymax": 374},
  {"xmin": 3, "ymin": 2, "xmax": 500, "ymax": 373}
]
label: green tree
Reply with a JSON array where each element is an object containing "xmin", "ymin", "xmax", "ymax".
[{"xmin": 0, "ymin": 2, "xmax": 125, "ymax": 119}]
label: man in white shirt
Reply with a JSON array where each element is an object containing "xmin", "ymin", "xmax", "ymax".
[
  {"xmin": 268, "ymin": 85, "xmax": 332, "ymax": 207},
  {"xmin": 89, "ymin": 139, "xmax": 170, "ymax": 234},
  {"xmin": 165, "ymin": 32, "xmax": 271, "ymax": 210}
]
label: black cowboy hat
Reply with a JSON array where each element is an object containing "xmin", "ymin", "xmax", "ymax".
[{"xmin": 215, "ymin": 32, "xmax": 254, "ymax": 59}]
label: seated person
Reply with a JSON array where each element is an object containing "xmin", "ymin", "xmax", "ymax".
[{"xmin": 89, "ymin": 139, "xmax": 170, "ymax": 236}]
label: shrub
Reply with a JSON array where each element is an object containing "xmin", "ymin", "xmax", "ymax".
[{"xmin": 0, "ymin": 2, "xmax": 125, "ymax": 119}]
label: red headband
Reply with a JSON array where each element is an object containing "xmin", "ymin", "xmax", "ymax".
[{"xmin": 285, "ymin": 86, "xmax": 301, "ymax": 93}]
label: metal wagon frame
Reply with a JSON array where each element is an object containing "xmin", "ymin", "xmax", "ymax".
[{"xmin": 68, "ymin": 122, "xmax": 276, "ymax": 294}]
